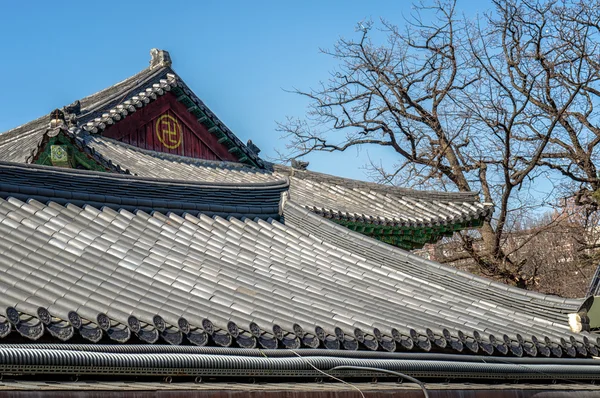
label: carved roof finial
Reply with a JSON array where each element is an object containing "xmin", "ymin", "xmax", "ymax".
[
  {"xmin": 247, "ymin": 139, "xmax": 261, "ymax": 155},
  {"xmin": 291, "ymin": 159, "xmax": 309, "ymax": 171},
  {"xmin": 150, "ymin": 48, "xmax": 172, "ymax": 69},
  {"xmin": 62, "ymin": 100, "xmax": 81, "ymax": 127},
  {"xmin": 49, "ymin": 109, "xmax": 66, "ymax": 129}
]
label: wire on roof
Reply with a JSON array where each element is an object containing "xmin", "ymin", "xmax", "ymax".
[
  {"xmin": 287, "ymin": 349, "xmax": 365, "ymax": 398},
  {"xmin": 330, "ymin": 366, "xmax": 429, "ymax": 398}
]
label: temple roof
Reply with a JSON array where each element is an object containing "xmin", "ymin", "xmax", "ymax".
[
  {"xmin": 0, "ymin": 62, "xmax": 262, "ymax": 168},
  {"xmin": 0, "ymin": 182, "xmax": 588, "ymax": 358},
  {"xmin": 0, "ymin": 49, "xmax": 492, "ymax": 249},
  {"xmin": 0, "ymin": 49, "xmax": 594, "ymax": 383}
]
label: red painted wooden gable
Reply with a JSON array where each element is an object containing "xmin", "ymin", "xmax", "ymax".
[{"xmin": 102, "ymin": 93, "xmax": 239, "ymax": 162}]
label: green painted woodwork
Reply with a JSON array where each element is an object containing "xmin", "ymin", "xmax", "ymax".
[
  {"xmin": 176, "ymin": 94, "xmax": 195, "ymax": 109},
  {"xmin": 331, "ymin": 218, "xmax": 485, "ymax": 250},
  {"xmin": 35, "ymin": 133, "xmax": 108, "ymax": 172}
]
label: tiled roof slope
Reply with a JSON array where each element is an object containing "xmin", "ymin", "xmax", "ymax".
[
  {"xmin": 77, "ymin": 133, "xmax": 278, "ymax": 184},
  {"xmin": 283, "ymin": 204, "xmax": 580, "ymax": 321},
  {"xmin": 0, "ymin": 116, "xmax": 49, "ymax": 163},
  {"xmin": 75, "ymin": 135, "xmax": 490, "ymax": 229},
  {"xmin": 0, "ymin": 189, "xmax": 591, "ymax": 358},
  {"xmin": 274, "ymin": 166, "xmax": 491, "ymax": 228}
]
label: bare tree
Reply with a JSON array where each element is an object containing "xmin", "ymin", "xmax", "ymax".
[
  {"xmin": 278, "ymin": 0, "xmax": 600, "ymax": 289},
  {"xmin": 419, "ymin": 205, "xmax": 600, "ymax": 297}
]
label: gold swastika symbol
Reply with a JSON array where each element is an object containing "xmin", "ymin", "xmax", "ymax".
[{"xmin": 155, "ymin": 114, "xmax": 183, "ymax": 149}]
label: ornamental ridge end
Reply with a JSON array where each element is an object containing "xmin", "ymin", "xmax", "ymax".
[{"xmin": 150, "ymin": 48, "xmax": 172, "ymax": 69}]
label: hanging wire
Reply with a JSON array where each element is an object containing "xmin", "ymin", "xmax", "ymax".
[
  {"xmin": 330, "ymin": 365, "xmax": 429, "ymax": 398},
  {"xmin": 286, "ymin": 349, "xmax": 365, "ymax": 398}
]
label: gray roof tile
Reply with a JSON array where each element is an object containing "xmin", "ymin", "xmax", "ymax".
[
  {"xmin": 0, "ymin": 194, "xmax": 588, "ymax": 357},
  {"xmin": 275, "ymin": 165, "xmax": 492, "ymax": 228},
  {"xmin": 0, "ymin": 51, "xmax": 587, "ymax": 362},
  {"xmin": 0, "ymin": 162, "xmax": 286, "ymax": 220}
]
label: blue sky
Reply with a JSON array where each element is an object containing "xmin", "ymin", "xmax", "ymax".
[{"xmin": 0, "ymin": 0, "xmax": 492, "ymax": 180}]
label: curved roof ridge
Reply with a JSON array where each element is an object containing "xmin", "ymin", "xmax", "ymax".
[
  {"xmin": 81, "ymin": 133, "xmax": 266, "ymax": 173},
  {"xmin": 0, "ymin": 161, "xmax": 288, "ymax": 190},
  {"xmin": 274, "ymin": 164, "xmax": 483, "ymax": 203},
  {"xmin": 0, "ymin": 66, "xmax": 163, "ymax": 144},
  {"xmin": 77, "ymin": 67, "xmax": 167, "ymax": 124},
  {"xmin": 0, "ymin": 115, "xmax": 49, "ymax": 145},
  {"xmin": 0, "ymin": 163, "xmax": 284, "ymax": 219}
]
